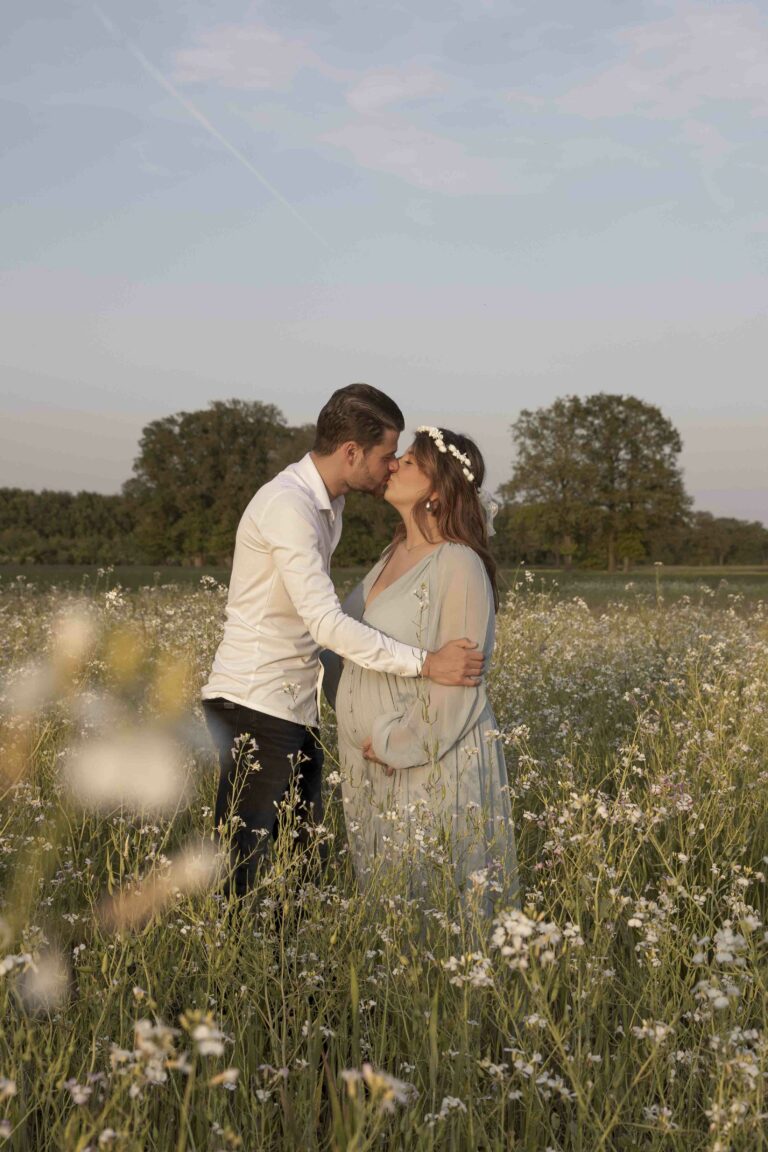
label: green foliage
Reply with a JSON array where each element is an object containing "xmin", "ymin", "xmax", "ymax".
[
  {"xmin": 124, "ymin": 400, "xmax": 314, "ymax": 565},
  {"xmin": 0, "ymin": 405, "xmax": 318, "ymax": 567},
  {"xmin": 1, "ymin": 395, "xmax": 765, "ymax": 572},
  {"xmin": 499, "ymin": 397, "xmax": 593, "ymax": 570},
  {"xmin": 683, "ymin": 512, "xmax": 768, "ymax": 566},
  {"xmin": 331, "ymin": 492, "xmax": 399, "ymax": 566},
  {"xmin": 0, "ymin": 489, "xmax": 141, "ymax": 564},
  {"xmin": 499, "ymin": 394, "xmax": 693, "ymax": 571}
]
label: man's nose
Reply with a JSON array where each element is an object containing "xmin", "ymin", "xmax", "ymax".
[{"xmin": 389, "ymin": 458, "xmax": 400, "ymax": 472}]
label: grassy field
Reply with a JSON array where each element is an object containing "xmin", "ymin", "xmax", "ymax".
[
  {"xmin": 0, "ymin": 578, "xmax": 766, "ymax": 1149},
  {"xmin": 2, "ymin": 563, "xmax": 767, "ymax": 607}
]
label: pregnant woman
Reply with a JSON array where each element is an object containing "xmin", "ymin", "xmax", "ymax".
[{"xmin": 325, "ymin": 427, "xmax": 519, "ymax": 914}]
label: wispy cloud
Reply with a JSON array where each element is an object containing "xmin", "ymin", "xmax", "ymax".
[
  {"xmin": 554, "ymin": 136, "xmax": 654, "ymax": 171},
  {"xmin": 171, "ymin": 20, "xmax": 512, "ymax": 194},
  {"xmin": 165, "ymin": 4, "xmax": 768, "ymax": 199},
  {"xmin": 320, "ymin": 118, "xmax": 512, "ymax": 195},
  {"xmin": 345, "ymin": 67, "xmax": 448, "ymax": 114},
  {"xmin": 557, "ymin": 2, "xmax": 768, "ymax": 122},
  {"xmin": 535, "ymin": 1, "xmax": 768, "ymax": 207},
  {"xmin": 92, "ymin": 6, "xmax": 332, "ymax": 249},
  {"xmin": 172, "ymin": 22, "xmax": 347, "ymax": 90}
]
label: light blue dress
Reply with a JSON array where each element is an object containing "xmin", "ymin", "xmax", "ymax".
[{"xmin": 326, "ymin": 542, "xmax": 519, "ymax": 913}]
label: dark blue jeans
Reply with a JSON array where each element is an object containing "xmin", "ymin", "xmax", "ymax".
[{"xmin": 202, "ymin": 698, "xmax": 324, "ymax": 897}]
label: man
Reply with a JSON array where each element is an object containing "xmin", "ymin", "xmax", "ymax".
[{"xmin": 202, "ymin": 384, "xmax": 484, "ymax": 897}]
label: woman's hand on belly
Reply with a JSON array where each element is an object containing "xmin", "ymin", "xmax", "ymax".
[{"xmin": 362, "ymin": 737, "xmax": 395, "ymax": 777}]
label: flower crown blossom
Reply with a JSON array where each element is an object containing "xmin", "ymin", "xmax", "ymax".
[
  {"xmin": 415, "ymin": 426, "xmax": 475, "ymax": 483},
  {"xmin": 415, "ymin": 426, "xmax": 499, "ymax": 537}
]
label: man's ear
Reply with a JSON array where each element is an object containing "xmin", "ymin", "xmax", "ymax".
[{"xmin": 342, "ymin": 440, "xmax": 363, "ymax": 465}]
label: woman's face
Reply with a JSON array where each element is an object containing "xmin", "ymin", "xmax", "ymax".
[{"xmin": 384, "ymin": 444, "xmax": 436, "ymax": 511}]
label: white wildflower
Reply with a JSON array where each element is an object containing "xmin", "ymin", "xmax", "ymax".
[
  {"xmin": 631, "ymin": 1020, "xmax": 674, "ymax": 1044},
  {"xmin": 192, "ymin": 1022, "xmax": 227, "ymax": 1057},
  {"xmin": 64, "ymin": 1079, "xmax": 92, "ymax": 1105},
  {"xmin": 424, "ymin": 1096, "xmax": 467, "ymax": 1126}
]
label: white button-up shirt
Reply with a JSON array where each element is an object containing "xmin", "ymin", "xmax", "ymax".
[{"xmin": 202, "ymin": 453, "xmax": 423, "ymax": 726}]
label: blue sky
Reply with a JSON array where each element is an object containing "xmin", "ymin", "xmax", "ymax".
[{"xmin": 1, "ymin": 0, "xmax": 766, "ymax": 521}]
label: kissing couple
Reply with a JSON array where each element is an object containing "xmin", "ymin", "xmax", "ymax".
[{"xmin": 202, "ymin": 384, "xmax": 518, "ymax": 912}]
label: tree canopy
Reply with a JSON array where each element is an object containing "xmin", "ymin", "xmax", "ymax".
[
  {"xmin": 501, "ymin": 393, "xmax": 693, "ymax": 571},
  {"xmin": 123, "ymin": 400, "xmax": 313, "ymax": 564},
  {"xmin": 121, "ymin": 398, "xmax": 400, "ymax": 565},
  {"xmin": 0, "ymin": 488, "xmax": 140, "ymax": 564}
]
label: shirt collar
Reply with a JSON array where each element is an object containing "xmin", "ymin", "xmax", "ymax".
[{"xmin": 292, "ymin": 453, "xmax": 345, "ymax": 522}]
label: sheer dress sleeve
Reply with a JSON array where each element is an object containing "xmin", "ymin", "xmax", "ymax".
[{"xmin": 369, "ymin": 545, "xmax": 494, "ymax": 770}]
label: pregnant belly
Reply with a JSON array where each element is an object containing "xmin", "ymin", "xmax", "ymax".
[
  {"xmin": 336, "ymin": 664, "xmax": 416, "ymax": 750},
  {"xmin": 336, "ymin": 665, "xmax": 365, "ymax": 747}
]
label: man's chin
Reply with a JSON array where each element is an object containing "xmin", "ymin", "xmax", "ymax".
[{"xmin": 351, "ymin": 478, "xmax": 389, "ymax": 499}]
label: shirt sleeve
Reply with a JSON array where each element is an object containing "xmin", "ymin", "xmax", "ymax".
[
  {"xmin": 259, "ymin": 494, "xmax": 424, "ymax": 678},
  {"xmin": 369, "ymin": 546, "xmax": 494, "ymax": 770},
  {"xmin": 319, "ymin": 580, "xmax": 365, "ymax": 710}
]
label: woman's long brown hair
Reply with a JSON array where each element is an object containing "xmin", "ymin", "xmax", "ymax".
[{"xmin": 390, "ymin": 429, "xmax": 499, "ymax": 611}]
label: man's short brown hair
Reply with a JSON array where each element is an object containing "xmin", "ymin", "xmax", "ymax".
[{"xmin": 313, "ymin": 384, "xmax": 404, "ymax": 455}]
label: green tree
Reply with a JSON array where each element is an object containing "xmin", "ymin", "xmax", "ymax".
[
  {"xmin": 491, "ymin": 501, "xmax": 557, "ymax": 567},
  {"xmin": 124, "ymin": 400, "xmax": 301, "ymax": 564},
  {"xmin": 579, "ymin": 394, "xmax": 691, "ymax": 572},
  {"xmin": 332, "ymin": 492, "xmax": 399, "ymax": 567},
  {"xmin": 687, "ymin": 512, "xmax": 768, "ymax": 565},
  {"xmin": 501, "ymin": 394, "xmax": 692, "ymax": 572},
  {"xmin": 498, "ymin": 397, "xmax": 593, "ymax": 570},
  {"xmin": 0, "ymin": 489, "xmax": 141, "ymax": 564}
]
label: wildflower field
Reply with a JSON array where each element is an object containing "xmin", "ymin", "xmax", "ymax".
[{"xmin": 0, "ymin": 571, "xmax": 767, "ymax": 1151}]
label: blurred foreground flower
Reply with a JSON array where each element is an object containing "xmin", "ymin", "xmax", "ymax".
[
  {"xmin": 0, "ymin": 1078, "xmax": 17, "ymax": 1101},
  {"xmin": 99, "ymin": 840, "xmax": 222, "ymax": 931},
  {"xmin": 209, "ymin": 1067, "xmax": 239, "ymax": 1089},
  {"xmin": 15, "ymin": 948, "xmax": 70, "ymax": 1015},
  {"xmin": 192, "ymin": 1022, "xmax": 227, "ymax": 1057},
  {"xmin": 179, "ymin": 1010, "xmax": 232, "ymax": 1058},
  {"xmin": 110, "ymin": 1018, "xmax": 182, "ymax": 1093},
  {"xmin": 340, "ymin": 1064, "xmax": 418, "ymax": 1114},
  {"xmin": 51, "ymin": 605, "xmax": 98, "ymax": 677},
  {"xmin": 2, "ymin": 605, "xmax": 97, "ymax": 723},
  {"xmin": 63, "ymin": 728, "xmax": 192, "ymax": 815},
  {"xmin": 2, "ymin": 662, "xmax": 58, "ymax": 719}
]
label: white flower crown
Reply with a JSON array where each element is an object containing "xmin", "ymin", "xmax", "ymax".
[{"xmin": 415, "ymin": 425, "xmax": 475, "ymax": 483}]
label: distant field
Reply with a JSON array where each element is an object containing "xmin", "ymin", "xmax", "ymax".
[
  {"xmin": 0, "ymin": 564, "xmax": 231, "ymax": 591},
  {"xmin": 496, "ymin": 565, "xmax": 768, "ymax": 607},
  {"xmin": 1, "ymin": 563, "xmax": 767, "ymax": 605}
]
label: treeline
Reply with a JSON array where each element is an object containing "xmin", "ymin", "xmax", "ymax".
[
  {"xmin": 493, "ymin": 506, "xmax": 768, "ymax": 569},
  {"xmin": 0, "ymin": 489, "xmax": 140, "ymax": 565},
  {"xmin": 496, "ymin": 394, "xmax": 767, "ymax": 570},
  {"xmin": 1, "ymin": 396, "xmax": 766, "ymax": 569},
  {"xmin": 0, "ymin": 401, "xmax": 398, "ymax": 567}
]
